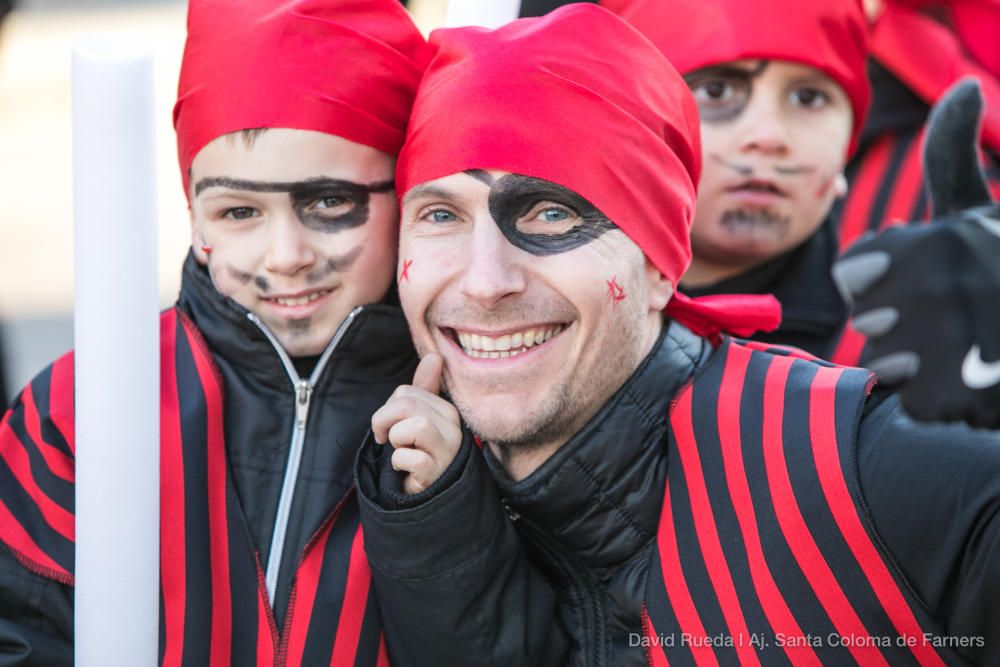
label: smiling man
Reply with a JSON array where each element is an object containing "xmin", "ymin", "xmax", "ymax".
[
  {"xmin": 356, "ymin": 5, "xmax": 1000, "ymax": 666},
  {"xmin": 0, "ymin": 0, "xmax": 428, "ymax": 663}
]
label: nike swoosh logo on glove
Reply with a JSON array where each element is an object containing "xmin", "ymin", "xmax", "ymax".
[{"xmin": 961, "ymin": 345, "xmax": 1000, "ymax": 389}]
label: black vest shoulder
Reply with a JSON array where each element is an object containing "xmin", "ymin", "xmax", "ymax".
[{"xmin": 643, "ymin": 339, "xmax": 968, "ymax": 666}]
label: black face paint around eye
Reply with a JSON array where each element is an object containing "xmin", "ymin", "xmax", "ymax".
[
  {"xmin": 291, "ymin": 178, "xmax": 394, "ymax": 234},
  {"xmin": 487, "ymin": 174, "xmax": 617, "ymax": 256},
  {"xmin": 685, "ymin": 60, "xmax": 769, "ymax": 125},
  {"xmin": 194, "ymin": 176, "xmax": 393, "ymax": 234}
]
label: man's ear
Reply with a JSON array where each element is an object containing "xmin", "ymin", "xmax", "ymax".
[{"xmin": 645, "ymin": 259, "xmax": 674, "ymax": 312}]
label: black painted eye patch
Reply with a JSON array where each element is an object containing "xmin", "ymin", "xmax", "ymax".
[{"xmin": 484, "ymin": 174, "xmax": 617, "ymax": 256}]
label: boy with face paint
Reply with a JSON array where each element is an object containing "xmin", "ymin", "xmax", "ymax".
[
  {"xmin": 355, "ymin": 5, "xmax": 1000, "ymax": 666},
  {"xmin": 613, "ymin": 0, "xmax": 871, "ymax": 363},
  {"xmin": 0, "ymin": 0, "xmax": 430, "ymax": 663}
]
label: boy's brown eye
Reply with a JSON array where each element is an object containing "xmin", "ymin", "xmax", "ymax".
[
  {"xmin": 696, "ymin": 80, "xmax": 733, "ymax": 101},
  {"xmin": 225, "ymin": 207, "xmax": 256, "ymax": 220},
  {"xmin": 791, "ymin": 87, "xmax": 829, "ymax": 109},
  {"xmin": 685, "ymin": 66, "xmax": 755, "ymax": 124}
]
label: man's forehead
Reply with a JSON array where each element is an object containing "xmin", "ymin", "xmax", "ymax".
[{"xmin": 403, "ymin": 169, "xmax": 512, "ymax": 205}]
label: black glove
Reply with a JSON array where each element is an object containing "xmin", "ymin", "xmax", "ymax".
[
  {"xmin": 833, "ymin": 78, "xmax": 1000, "ymax": 428},
  {"xmin": 833, "ymin": 207, "xmax": 1000, "ymax": 428}
]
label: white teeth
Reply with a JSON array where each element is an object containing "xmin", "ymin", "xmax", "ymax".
[
  {"xmin": 273, "ymin": 290, "xmax": 329, "ymax": 307},
  {"xmin": 455, "ymin": 324, "xmax": 567, "ymax": 357}
]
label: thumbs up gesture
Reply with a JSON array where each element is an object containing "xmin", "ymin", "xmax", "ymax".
[
  {"xmin": 371, "ymin": 353, "xmax": 464, "ymax": 494},
  {"xmin": 832, "ymin": 80, "xmax": 1000, "ymax": 428}
]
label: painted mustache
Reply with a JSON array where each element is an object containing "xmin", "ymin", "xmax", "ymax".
[{"xmin": 710, "ymin": 153, "xmax": 816, "ymax": 177}]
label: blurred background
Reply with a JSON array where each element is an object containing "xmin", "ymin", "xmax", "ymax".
[{"xmin": 0, "ymin": 0, "xmax": 448, "ymax": 400}]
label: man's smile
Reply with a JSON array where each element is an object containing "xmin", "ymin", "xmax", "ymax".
[{"xmin": 446, "ymin": 323, "xmax": 570, "ymax": 359}]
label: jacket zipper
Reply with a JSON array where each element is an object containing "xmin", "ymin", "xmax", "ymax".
[
  {"xmin": 504, "ymin": 503, "xmax": 607, "ymax": 667},
  {"xmin": 248, "ymin": 306, "xmax": 363, "ymax": 604}
]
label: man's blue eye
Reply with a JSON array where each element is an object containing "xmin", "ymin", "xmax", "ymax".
[
  {"xmin": 541, "ymin": 208, "xmax": 569, "ymax": 221},
  {"xmin": 431, "ymin": 210, "xmax": 457, "ymax": 222}
]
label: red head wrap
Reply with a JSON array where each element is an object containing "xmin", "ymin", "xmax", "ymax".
[
  {"xmin": 886, "ymin": 0, "xmax": 1000, "ymax": 80},
  {"xmin": 872, "ymin": 2, "xmax": 1000, "ymax": 152},
  {"xmin": 174, "ymin": 0, "xmax": 429, "ymax": 197},
  {"xmin": 613, "ymin": 0, "xmax": 872, "ymax": 156},
  {"xmin": 397, "ymin": 4, "xmax": 780, "ymax": 339}
]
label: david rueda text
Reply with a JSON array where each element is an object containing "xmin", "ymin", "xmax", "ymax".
[{"xmin": 631, "ymin": 632, "xmax": 985, "ymax": 650}]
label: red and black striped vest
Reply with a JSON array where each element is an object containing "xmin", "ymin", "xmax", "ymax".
[
  {"xmin": 642, "ymin": 340, "xmax": 964, "ymax": 666},
  {"xmin": 0, "ymin": 308, "xmax": 387, "ymax": 666}
]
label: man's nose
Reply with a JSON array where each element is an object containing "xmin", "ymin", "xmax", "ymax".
[
  {"xmin": 457, "ymin": 216, "xmax": 527, "ymax": 309},
  {"xmin": 264, "ymin": 212, "xmax": 317, "ymax": 276}
]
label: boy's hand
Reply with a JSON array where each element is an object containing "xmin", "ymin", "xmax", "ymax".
[{"xmin": 371, "ymin": 353, "xmax": 463, "ymax": 494}]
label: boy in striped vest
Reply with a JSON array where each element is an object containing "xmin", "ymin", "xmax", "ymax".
[
  {"xmin": 357, "ymin": 5, "xmax": 1000, "ymax": 665},
  {"xmin": 0, "ymin": 0, "xmax": 433, "ymax": 664}
]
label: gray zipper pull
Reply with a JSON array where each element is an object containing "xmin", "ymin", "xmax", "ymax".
[{"xmin": 295, "ymin": 380, "xmax": 311, "ymax": 428}]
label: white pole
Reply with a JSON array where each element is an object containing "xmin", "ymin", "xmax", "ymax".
[
  {"xmin": 72, "ymin": 33, "xmax": 159, "ymax": 667},
  {"xmin": 444, "ymin": 0, "xmax": 521, "ymax": 28}
]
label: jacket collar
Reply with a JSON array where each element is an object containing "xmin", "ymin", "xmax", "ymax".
[
  {"xmin": 682, "ymin": 215, "xmax": 846, "ymax": 341},
  {"xmin": 484, "ymin": 319, "xmax": 713, "ymax": 569},
  {"xmin": 176, "ymin": 251, "xmax": 415, "ymax": 393}
]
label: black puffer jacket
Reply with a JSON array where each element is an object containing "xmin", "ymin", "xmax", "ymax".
[
  {"xmin": 0, "ymin": 253, "xmax": 418, "ymax": 665},
  {"xmin": 360, "ymin": 320, "xmax": 1000, "ymax": 666}
]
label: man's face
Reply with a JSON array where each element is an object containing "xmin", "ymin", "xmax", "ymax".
[
  {"xmin": 399, "ymin": 170, "xmax": 670, "ymax": 456},
  {"xmin": 189, "ymin": 129, "xmax": 397, "ymax": 357},
  {"xmin": 684, "ymin": 60, "xmax": 853, "ymax": 285}
]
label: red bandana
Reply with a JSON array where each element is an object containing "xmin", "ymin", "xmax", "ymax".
[
  {"xmin": 612, "ymin": 0, "xmax": 871, "ymax": 156},
  {"xmin": 887, "ymin": 0, "xmax": 1000, "ymax": 80},
  {"xmin": 871, "ymin": 3, "xmax": 1000, "ymax": 153},
  {"xmin": 173, "ymin": 0, "xmax": 429, "ymax": 197},
  {"xmin": 396, "ymin": 4, "xmax": 780, "ymax": 339}
]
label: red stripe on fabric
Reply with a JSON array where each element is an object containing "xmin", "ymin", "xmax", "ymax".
[
  {"xmin": 182, "ymin": 315, "xmax": 233, "ymax": 667},
  {"xmin": 808, "ymin": 367, "xmax": 946, "ymax": 666},
  {"xmin": 20, "ymin": 386, "xmax": 73, "ymax": 482},
  {"xmin": 329, "ymin": 527, "xmax": 371, "ymax": 667},
  {"xmin": 761, "ymin": 356, "xmax": 887, "ymax": 666},
  {"xmin": 656, "ymin": 483, "xmax": 719, "ymax": 667},
  {"xmin": 642, "ymin": 604, "xmax": 671, "ymax": 667},
  {"xmin": 672, "ymin": 349, "xmax": 761, "ymax": 665},
  {"xmin": 256, "ymin": 560, "xmax": 278, "ymax": 666},
  {"xmin": 829, "ymin": 321, "xmax": 867, "ymax": 368},
  {"xmin": 376, "ymin": 632, "xmax": 390, "ymax": 667},
  {"xmin": 840, "ymin": 136, "xmax": 895, "ymax": 251},
  {"xmin": 283, "ymin": 518, "xmax": 334, "ymax": 666},
  {"xmin": 881, "ymin": 130, "xmax": 925, "ymax": 230},
  {"xmin": 717, "ymin": 347, "xmax": 821, "ymax": 666},
  {"xmin": 660, "ymin": 387, "xmax": 719, "ymax": 667},
  {"xmin": 0, "ymin": 415, "xmax": 74, "ymax": 541},
  {"xmin": 737, "ymin": 340, "xmax": 819, "ymax": 362},
  {"xmin": 0, "ymin": 497, "xmax": 69, "ymax": 579},
  {"xmin": 47, "ymin": 353, "xmax": 76, "ymax": 454},
  {"xmin": 159, "ymin": 310, "xmax": 186, "ymax": 667}
]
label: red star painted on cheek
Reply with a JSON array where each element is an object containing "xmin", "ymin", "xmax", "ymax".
[
  {"xmin": 606, "ymin": 277, "xmax": 627, "ymax": 305},
  {"xmin": 400, "ymin": 259, "xmax": 413, "ymax": 283}
]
